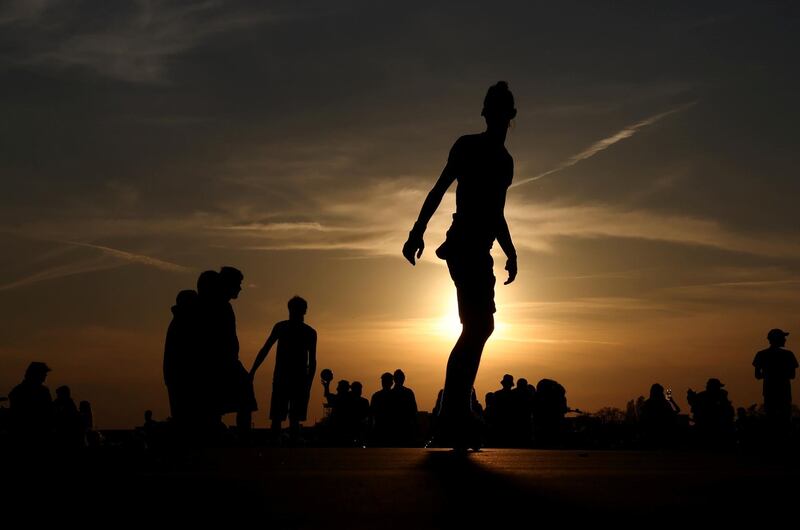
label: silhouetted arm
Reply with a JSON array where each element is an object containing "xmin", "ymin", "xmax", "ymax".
[
  {"xmin": 495, "ymin": 187, "xmax": 517, "ymax": 284},
  {"xmin": 250, "ymin": 325, "xmax": 279, "ymax": 377},
  {"xmin": 402, "ymin": 164, "xmax": 457, "ymax": 265}
]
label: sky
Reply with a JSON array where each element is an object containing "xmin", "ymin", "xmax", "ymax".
[{"xmin": 1, "ymin": 1, "xmax": 799, "ymax": 428}]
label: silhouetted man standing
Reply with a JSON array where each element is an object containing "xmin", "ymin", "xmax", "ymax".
[
  {"xmin": 218, "ymin": 266, "xmax": 257, "ymax": 434},
  {"xmin": 392, "ymin": 369, "xmax": 418, "ymax": 446},
  {"xmin": 251, "ymin": 296, "xmax": 317, "ymax": 443},
  {"xmin": 403, "ymin": 81, "xmax": 518, "ymax": 449},
  {"xmin": 753, "ymin": 329, "xmax": 797, "ymax": 433},
  {"xmin": 370, "ymin": 372, "xmax": 395, "ymax": 446},
  {"xmin": 163, "ymin": 289, "xmax": 198, "ymax": 422}
]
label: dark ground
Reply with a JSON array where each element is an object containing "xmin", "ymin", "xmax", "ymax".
[{"xmin": 3, "ymin": 448, "xmax": 797, "ymax": 527}]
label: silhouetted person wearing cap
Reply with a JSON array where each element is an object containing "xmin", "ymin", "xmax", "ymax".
[
  {"xmin": 251, "ymin": 296, "xmax": 317, "ymax": 443},
  {"xmin": 492, "ymin": 375, "xmax": 516, "ymax": 446},
  {"xmin": 8, "ymin": 362, "xmax": 54, "ymax": 447},
  {"xmin": 639, "ymin": 384, "xmax": 681, "ymax": 447},
  {"xmin": 403, "ymin": 81, "xmax": 519, "ymax": 449},
  {"xmin": 392, "ymin": 369, "xmax": 418, "ymax": 446},
  {"xmin": 753, "ymin": 329, "xmax": 798, "ymax": 436},
  {"xmin": 370, "ymin": 372, "xmax": 395, "ymax": 446},
  {"xmin": 687, "ymin": 378, "xmax": 734, "ymax": 447}
]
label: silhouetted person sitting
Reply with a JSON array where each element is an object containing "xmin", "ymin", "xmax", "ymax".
[
  {"xmin": 163, "ymin": 289, "xmax": 198, "ymax": 422},
  {"xmin": 370, "ymin": 372, "xmax": 395, "ymax": 446},
  {"xmin": 753, "ymin": 328, "xmax": 797, "ymax": 436},
  {"xmin": 533, "ymin": 379, "xmax": 568, "ymax": 447},
  {"xmin": 217, "ymin": 266, "xmax": 257, "ymax": 435},
  {"xmin": 9, "ymin": 362, "xmax": 54, "ymax": 448},
  {"xmin": 53, "ymin": 385, "xmax": 82, "ymax": 449},
  {"xmin": 687, "ymin": 378, "xmax": 734, "ymax": 446},
  {"xmin": 639, "ymin": 384, "xmax": 680, "ymax": 447},
  {"xmin": 392, "ymin": 369, "xmax": 418, "ymax": 446},
  {"xmin": 251, "ymin": 296, "xmax": 317, "ymax": 444},
  {"xmin": 403, "ymin": 81, "xmax": 519, "ymax": 449}
]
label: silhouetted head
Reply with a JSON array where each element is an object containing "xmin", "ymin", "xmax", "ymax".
[
  {"xmin": 24, "ymin": 362, "xmax": 51, "ymax": 384},
  {"xmin": 351, "ymin": 381, "xmax": 363, "ymax": 397},
  {"xmin": 380, "ymin": 372, "xmax": 394, "ymax": 390},
  {"xmin": 219, "ymin": 266, "xmax": 244, "ymax": 300},
  {"xmin": 145, "ymin": 410, "xmax": 153, "ymax": 422},
  {"xmin": 197, "ymin": 270, "xmax": 220, "ymax": 298},
  {"xmin": 706, "ymin": 378, "xmax": 724, "ymax": 391},
  {"xmin": 649, "ymin": 384, "xmax": 665, "ymax": 400},
  {"xmin": 501, "ymin": 374, "xmax": 514, "ymax": 390},
  {"xmin": 393, "ymin": 369, "xmax": 406, "ymax": 387},
  {"xmin": 516, "ymin": 378, "xmax": 528, "ymax": 390},
  {"xmin": 767, "ymin": 328, "xmax": 789, "ymax": 347},
  {"xmin": 336, "ymin": 380, "xmax": 350, "ymax": 395},
  {"xmin": 56, "ymin": 385, "xmax": 71, "ymax": 399},
  {"xmin": 485, "ymin": 392, "xmax": 495, "ymax": 407},
  {"xmin": 175, "ymin": 289, "xmax": 198, "ymax": 307},
  {"xmin": 288, "ymin": 296, "xmax": 308, "ymax": 320},
  {"xmin": 482, "ymin": 81, "xmax": 516, "ymax": 130}
]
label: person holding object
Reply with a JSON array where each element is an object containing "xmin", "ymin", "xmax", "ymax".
[{"xmin": 402, "ymin": 81, "xmax": 518, "ymax": 449}]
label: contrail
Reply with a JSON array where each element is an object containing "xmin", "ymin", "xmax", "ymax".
[
  {"xmin": 63, "ymin": 241, "xmax": 192, "ymax": 272},
  {"xmin": 511, "ymin": 101, "xmax": 696, "ymax": 188},
  {"xmin": 0, "ymin": 240, "xmax": 191, "ymax": 291}
]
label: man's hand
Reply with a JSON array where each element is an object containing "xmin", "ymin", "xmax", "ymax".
[
  {"xmin": 504, "ymin": 256, "xmax": 518, "ymax": 285},
  {"xmin": 402, "ymin": 233, "xmax": 425, "ymax": 265}
]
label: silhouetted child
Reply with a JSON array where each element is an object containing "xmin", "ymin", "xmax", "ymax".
[
  {"xmin": 533, "ymin": 379, "xmax": 568, "ymax": 447},
  {"xmin": 251, "ymin": 296, "xmax": 317, "ymax": 443},
  {"xmin": 402, "ymin": 82, "xmax": 519, "ymax": 450},
  {"xmin": 347, "ymin": 381, "xmax": 370, "ymax": 445}
]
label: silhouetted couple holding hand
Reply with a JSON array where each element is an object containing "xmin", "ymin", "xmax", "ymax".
[{"xmin": 164, "ymin": 266, "xmax": 256, "ymax": 438}]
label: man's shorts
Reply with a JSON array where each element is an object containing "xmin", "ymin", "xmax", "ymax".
[
  {"xmin": 444, "ymin": 249, "xmax": 496, "ymax": 323},
  {"xmin": 270, "ymin": 379, "xmax": 310, "ymax": 422}
]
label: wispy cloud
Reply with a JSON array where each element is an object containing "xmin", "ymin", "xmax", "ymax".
[
  {"xmin": 2, "ymin": 0, "xmax": 274, "ymax": 83},
  {"xmin": 512, "ymin": 102, "xmax": 696, "ymax": 188}
]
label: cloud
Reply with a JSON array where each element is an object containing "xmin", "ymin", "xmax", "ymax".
[
  {"xmin": 2, "ymin": 0, "xmax": 274, "ymax": 83},
  {"xmin": 512, "ymin": 102, "xmax": 696, "ymax": 188}
]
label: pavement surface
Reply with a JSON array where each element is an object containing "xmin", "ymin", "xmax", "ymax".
[{"xmin": 4, "ymin": 448, "xmax": 797, "ymax": 527}]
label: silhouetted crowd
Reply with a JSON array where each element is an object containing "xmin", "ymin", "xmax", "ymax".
[
  {"xmin": 0, "ymin": 362, "xmax": 98, "ymax": 450},
  {"xmin": 3, "ymin": 275, "xmax": 797, "ymax": 453}
]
